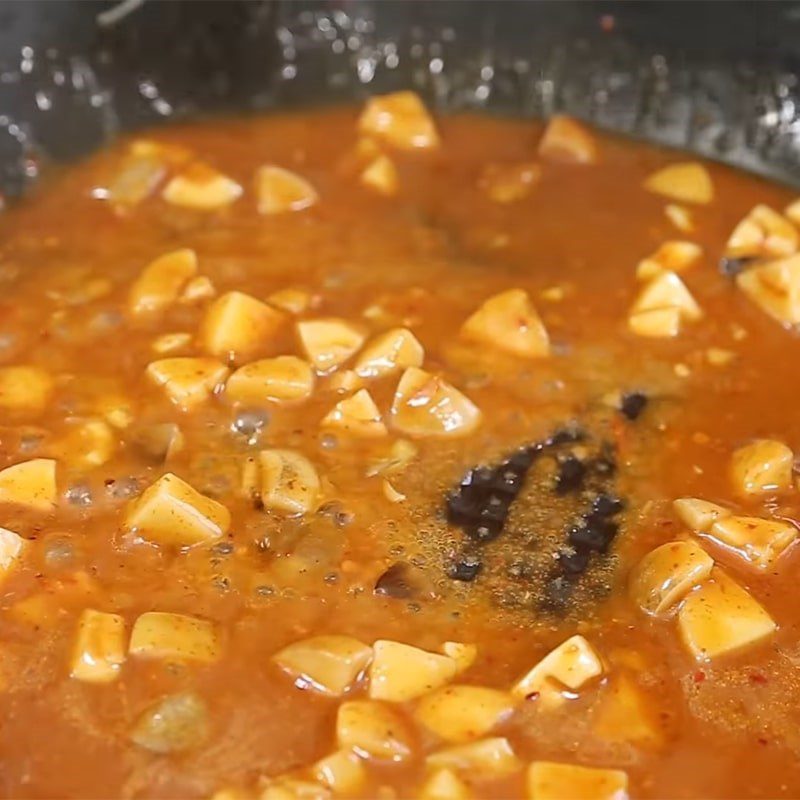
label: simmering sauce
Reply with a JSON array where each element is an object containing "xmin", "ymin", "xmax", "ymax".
[{"xmin": 0, "ymin": 92, "xmax": 799, "ymax": 799}]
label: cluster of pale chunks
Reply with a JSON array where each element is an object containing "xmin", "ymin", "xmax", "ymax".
[{"xmin": 258, "ymin": 634, "xmax": 630, "ymax": 798}]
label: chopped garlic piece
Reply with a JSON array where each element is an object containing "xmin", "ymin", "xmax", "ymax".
[
  {"xmin": 297, "ymin": 318, "xmax": 366, "ymax": 372},
  {"xmin": 706, "ymin": 515, "xmax": 797, "ymax": 570},
  {"xmin": 151, "ymin": 332, "xmax": 193, "ymax": 355},
  {"xmin": 355, "ymin": 327, "xmax": 424, "ymax": 378},
  {"xmin": 273, "ymin": 635, "xmax": 372, "ymax": 697},
  {"xmin": 0, "ymin": 527, "xmax": 26, "ymax": 581},
  {"xmin": 665, "ymin": 203, "xmax": 694, "ymax": 232},
  {"xmin": 70, "ymin": 609, "xmax": 127, "ymax": 684},
  {"xmin": 162, "ymin": 162, "xmax": 242, "ymax": 210},
  {"xmin": 226, "ymin": 356, "xmax": 314, "ymax": 405},
  {"xmin": 629, "ymin": 540, "xmax": 714, "ymax": 616},
  {"xmin": 358, "ymin": 91, "xmax": 440, "ymax": 150},
  {"xmin": 538, "ymin": 115, "xmax": 597, "ymax": 164},
  {"xmin": 382, "ymin": 479, "xmax": 406, "ymax": 503},
  {"xmin": 129, "ymin": 611, "xmax": 220, "ymax": 663},
  {"xmin": 706, "ymin": 347, "xmax": 736, "ymax": 366},
  {"xmin": 268, "ymin": 288, "xmax": 312, "ymax": 314},
  {"xmin": 368, "ymin": 639, "xmax": 458, "ymax": 702},
  {"xmin": 527, "ymin": 761, "xmax": 628, "ymax": 800},
  {"xmin": 673, "ymin": 497, "xmax": 731, "ymax": 532},
  {"xmin": 0, "ymin": 366, "xmax": 53, "ymax": 415},
  {"xmin": 725, "ymin": 204, "xmax": 798, "ymax": 260},
  {"xmin": 128, "ymin": 249, "xmax": 197, "ymax": 315},
  {"xmin": 461, "ymin": 289, "xmax": 550, "ymax": 358},
  {"xmin": 479, "ymin": 161, "xmax": 541, "ymax": 203},
  {"xmin": 259, "ymin": 449, "xmax": 320, "ymax": 515},
  {"xmin": 322, "ymin": 389, "xmax": 387, "ymax": 437},
  {"xmin": 677, "ymin": 568, "xmax": 776, "ymax": 661},
  {"xmin": 391, "ymin": 367, "xmax": 481, "ymax": 438},
  {"xmin": 313, "ymin": 749, "xmax": 366, "ymax": 795},
  {"xmin": 0, "ymin": 458, "xmax": 57, "ymax": 511},
  {"xmin": 736, "ymin": 253, "xmax": 800, "ymax": 326},
  {"xmin": 427, "ymin": 737, "xmax": 521, "ymax": 778},
  {"xmin": 643, "ymin": 162, "xmax": 713, "ymax": 204},
  {"xmin": 419, "ymin": 768, "xmax": 472, "ymax": 800},
  {"xmin": 415, "ymin": 685, "xmax": 516, "ymax": 743},
  {"xmin": 731, "ymin": 438, "xmax": 793, "ymax": 495},
  {"xmin": 255, "ymin": 165, "xmax": 318, "ymax": 214},
  {"xmin": 511, "ymin": 635, "xmax": 603, "ymax": 706},
  {"xmin": 361, "ymin": 154, "xmax": 399, "ymax": 196},
  {"xmin": 146, "ymin": 357, "xmax": 229, "ymax": 411},
  {"xmin": 336, "ymin": 699, "xmax": 414, "ymax": 762}
]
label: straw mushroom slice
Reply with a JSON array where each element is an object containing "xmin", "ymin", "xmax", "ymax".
[
  {"xmin": 643, "ymin": 162, "xmax": 713, "ymax": 204},
  {"xmin": 128, "ymin": 249, "xmax": 198, "ymax": 316},
  {"xmin": 704, "ymin": 515, "xmax": 797, "ymax": 571},
  {"xmin": 731, "ymin": 439, "xmax": 793, "ymax": 495},
  {"xmin": 297, "ymin": 319, "xmax": 366, "ymax": 373},
  {"xmin": 677, "ymin": 568, "xmax": 777, "ymax": 661},
  {"xmin": 635, "ymin": 241, "xmax": 703, "ymax": 282},
  {"xmin": 358, "ymin": 91, "xmax": 440, "ymax": 150},
  {"xmin": 226, "ymin": 357, "xmax": 314, "ymax": 405},
  {"xmin": 725, "ymin": 204, "xmax": 798, "ymax": 260},
  {"xmin": 461, "ymin": 289, "xmax": 550, "ymax": 358},
  {"xmin": 200, "ymin": 291, "xmax": 286, "ymax": 364},
  {"xmin": 354, "ymin": 328, "xmax": 424, "ymax": 379},
  {"xmin": 0, "ymin": 366, "xmax": 53, "ymax": 415},
  {"xmin": 736, "ymin": 253, "xmax": 800, "ymax": 326},
  {"xmin": 673, "ymin": 498, "xmax": 731, "ymax": 533},
  {"xmin": 368, "ymin": 639, "xmax": 458, "ymax": 702},
  {"xmin": 527, "ymin": 762, "xmax": 629, "ymax": 800},
  {"xmin": 336, "ymin": 700, "xmax": 415, "ymax": 762},
  {"xmin": 162, "ymin": 162, "xmax": 242, "ymax": 210},
  {"xmin": 273, "ymin": 635, "xmax": 373, "ymax": 697},
  {"xmin": 629, "ymin": 540, "xmax": 714, "ymax": 616},
  {"xmin": 255, "ymin": 165, "xmax": 319, "ymax": 214},
  {"xmin": 146, "ymin": 357, "xmax": 229, "ymax": 411},
  {"xmin": 0, "ymin": 528, "xmax": 26, "ymax": 583},
  {"xmin": 391, "ymin": 367, "xmax": 481, "ymax": 439},
  {"xmin": 426, "ymin": 737, "xmax": 521, "ymax": 779},
  {"xmin": 361, "ymin": 155, "xmax": 399, "ymax": 196},
  {"xmin": 419, "ymin": 769, "xmax": 472, "ymax": 800},
  {"xmin": 415, "ymin": 685, "xmax": 516, "ymax": 743},
  {"xmin": 479, "ymin": 161, "xmax": 541, "ymax": 203},
  {"xmin": 70, "ymin": 609, "xmax": 127, "ymax": 684},
  {"xmin": 129, "ymin": 611, "xmax": 220, "ymax": 663},
  {"xmin": 312, "ymin": 750, "xmax": 367, "ymax": 795},
  {"xmin": 0, "ymin": 459, "xmax": 57, "ymax": 512},
  {"xmin": 322, "ymin": 389, "xmax": 387, "ymax": 438},
  {"xmin": 259, "ymin": 449, "xmax": 320, "ymax": 515},
  {"xmin": 538, "ymin": 115, "xmax": 597, "ymax": 164},
  {"xmin": 511, "ymin": 635, "xmax": 603, "ymax": 708}
]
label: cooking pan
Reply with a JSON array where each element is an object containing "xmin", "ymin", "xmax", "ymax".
[{"xmin": 1, "ymin": 0, "xmax": 800, "ymax": 204}]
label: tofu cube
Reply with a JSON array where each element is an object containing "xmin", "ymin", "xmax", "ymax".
[
  {"xmin": 736, "ymin": 254, "xmax": 800, "ymax": 326},
  {"xmin": 358, "ymin": 91, "xmax": 440, "ymax": 150},
  {"xmin": 628, "ymin": 540, "xmax": 714, "ymax": 616},
  {"xmin": 628, "ymin": 306, "xmax": 682, "ymax": 338},
  {"xmin": 706, "ymin": 515, "xmax": 797, "ymax": 570},
  {"xmin": 730, "ymin": 439, "xmax": 793, "ymax": 495},
  {"xmin": 354, "ymin": 328, "xmax": 425, "ymax": 378},
  {"xmin": 368, "ymin": 639, "xmax": 458, "ymax": 702},
  {"xmin": 128, "ymin": 249, "xmax": 197, "ymax": 315},
  {"xmin": 268, "ymin": 288, "xmax": 312, "ymax": 314},
  {"xmin": 321, "ymin": 389, "xmax": 387, "ymax": 437},
  {"xmin": 0, "ymin": 458, "xmax": 57, "ymax": 511},
  {"xmin": 537, "ymin": 115, "xmax": 597, "ymax": 164},
  {"xmin": 636, "ymin": 240, "xmax": 702, "ymax": 281},
  {"xmin": 180, "ymin": 275, "xmax": 216, "ymax": 304},
  {"xmin": 426, "ymin": 737, "xmax": 521, "ymax": 778},
  {"xmin": 0, "ymin": 527, "xmax": 26, "ymax": 581},
  {"xmin": 225, "ymin": 356, "xmax": 314, "ymax": 405},
  {"xmin": 592, "ymin": 675, "xmax": 662, "ymax": 746},
  {"xmin": 419, "ymin": 768, "xmax": 471, "ymax": 800},
  {"xmin": 630, "ymin": 271, "xmax": 702, "ymax": 321},
  {"xmin": 273, "ymin": 635, "xmax": 373, "ymax": 697},
  {"xmin": 313, "ymin": 749, "xmax": 366, "ymax": 795},
  {"xmin": 129, "ymin": 611, "xmax": 220, "ymax": 662},
  {"xmin": 643, "ymin": 162, "xmax": 713, "ymax": 204},
  {"xmin": 725, "ymin": 204, "xmax": 797, "ymax": 260},
  {"xmin": 123, "ymin": 472, "xmax": 230, "ymax": 547},
  {"xmin": 441, "ymin": 642, "xmax": 478, "ymax": 674},
  {"xmin": 259, "ymin": 449, "xmax": 320, "ymax": 515},
  {"xmin": 677, "ymin": 568, "xmax": 777, "ymax": 661},
  {"xmin": 527, "ymin": 761, "xmax": 628, "ymax": 800},
  {"xmin": 146, "ymin": 357, "xmax": 230, "ymax": 411},
  {"xmin": 361, "ymin": 155, "xmax": 399, "ymax": 196},
  {"xmin": 297, "ymin": 318, "xmax": 366, "ymax": 372},
  {"xmin": 0, "ymin": 366, "xmax": 54, "ymax": 415},
  {"xmin": 336, "ymin": 699, "xmax": 415, "ymax": 762},
  {"xmin": 200, "ymin": 291, "xmax": 286, "ymax": 364},
  {"xmin": 255, "ymin": 165, "xmax": 318, "ymax": 215},
  {"xmin": 673, "ymin": 497, "xmax": 731, "ymax": 532},
  {"xmin": 162, "ymin": 162, "xmax": 242, "ymax": 210},
  {"xmin": 70, "ymin": 608, "xmax": 127, "ymax": 684}
]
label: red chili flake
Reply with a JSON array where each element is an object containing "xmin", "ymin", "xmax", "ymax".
[
  {"xmin": 525, "ymin": 691, "xmax": 540, "ymax": 701},
  {"xmin": 758, "ymin": 737, "xmax": 769, "ymax": 746},
  {"xmin": 693, "ymin": 670, "xmax": 706, "ymax": 684},
  {"xmin": 750, "ymin": 672, "xmax": 768, "ymax": 685}
]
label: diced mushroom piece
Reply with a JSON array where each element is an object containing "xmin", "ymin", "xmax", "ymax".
[
  {"xmin": 0, "ymin": 459, "xmax": 57, "ymax": 512},
  {"xmin": 592, "ymin": 675, "xmax": 662, "ymax": 746},
  {"xmin": 511, "ymin": 635, "xmax": 603, "ymax": 707},
  {"xmin": 162, "ymin": 162, "xmax": 242, "ymax": 210},
  {"xmin": 122, "ymin": 472, "xmax": 230, "ymax": 547},
  {"xmin": 527, "ymin": 762, "xmax": 629, "ymax": 800},
  {"xmin": 226, "ymin": 357, "xmax": 315, "ymax": 405},
  {"xmin": 415, "ymin": 685, "xmax": 516, "ymax": 743},
  {"xmin": 70, "ymin": 608, "xmax": 127, "ymax": 684},
  {"xmin": 200, "ymin": 291, "xmax": 286, "ymax": 364},
  {"xmin": 0, "ymin": 527, "xmax": 26, "ymax": 582},
  {"xmin": 673, "ymin": 498, "xmax": 731, "ymax": 533},
  {"xmin": 336, "ymin": 699, "xmax": 415, "ymax": 762},
  {"xmin": 312, "ymin": 749, "xmax": 367, "ymax": 795},
  {"xmin": 0, "ymin": 366, "xmax": 53, "ymax": 415},
  {"xmin": 180, "ymin": 275, "xmax": 216, "ymax": 304},
  {"xmin": 736, "ymin": 254, "xmax": 800, "ymax": 326},
  {"xmin": 259, "ymin": 449, "xmax": 320, "ymax": 515},
  {"xmin": 255, "ymin": 165, "xmax": 319, "ymax": 215},
  {"xmin": 297, "ymin": 319, "xmax": 366, "ymax": 372},
  {"xmin": 146, "ymin": 357, "xmax": 229, "ymax": 411},
  {"xmin": 479, "ymin": 162, "xmax": 541, "ymax": 203},
  {"xmin": 321, "ymin": 389, "xmax": 387, "ymax": 437},
  {"xmin": 390, "ymin": 367, "xmax": 481, "ymax": 439},
  {"xmin": 730, "ymin": 439, "xmax": 793, "ymax": 495},
  {"xmin": 419, "ymin": 768, "xmax": 472, "ymax": 800},
  {"xmin": 361, "ymin": 155, "xmax": 399, "ymax": 196},
  {"xmin": 461, "ymin": 289, "xmax": 550, "ymax": 359},
  {"xmin": 358, "ymin": 91, "xmax": 440, "ymax": 150},
  {"xmin": 665, "ymin": 203, "xmax": 694, "ymax": 233},
  {"xmin": 368, "ymin": 639, "xmax": 458, "ymax": 702},
  {"xmin": 268, "ymin": 288, "xmax": 312, "ymax": 314},
  {"xmin": 643, "ymin": 162, "xmax": 713, "ymax": 204},
  {"xmin": 705, "ymin": 515, "xmax": 797, "ymax": 571},
  {"xmin": 152, "ymin": 332, "xmax": 193, "ymax": 355},
  {"xmin": 725, "ymin": 204, "xmax": 798, "ymax": 260},
  {"xmin": 426, "ymin": 737, "xmax": 521, "ymax": 778},
  {"xmin": 130, "ymin": 692, "xmax": 210, "ymax": 754},
  {"xmin": 441, "ymin": 642, "xmax": 477, "ymax": 674},
  {"xmin": 260, "ymin": 779, "xmax": 330, "ymax": 800},
  {"xmin": 628, "ymin": 307, "xmax": 681, "ymax": 338},
  {"xmin": 129, "ymin": 611, "xmax": 220, "ymax": 662},
  {"xmin": 354, "ymin": 328, "xmax": 425, "ymax": 379},
  {"xmin": 128, "ymin": 249, "xmax": 198, "ymax": 316},
  {"xmin": 54, "ymin": 418, "xmax": 116, "ymax": 469},
  {"xmin": 677, "ymin": 568, "xmax": 777, "ymax": 661},
  {"xmin": 272, "ymin": 635, "xmax": 373, "ymax": 697},
  {"xmin": 636, "ymin": 241, "xmax": 703, "ymax": 281},
  {"xmin": 628, "ymin": 540, "xmax": 714, "ymax": 616},
  {"xmin": 538, "ymin": 116, "xmax": 597, "ymax": 164}
]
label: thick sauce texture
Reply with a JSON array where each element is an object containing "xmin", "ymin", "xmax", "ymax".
[{"xmin": 0, "ymin": 93, "xmax": 800, "ymax": 799}]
